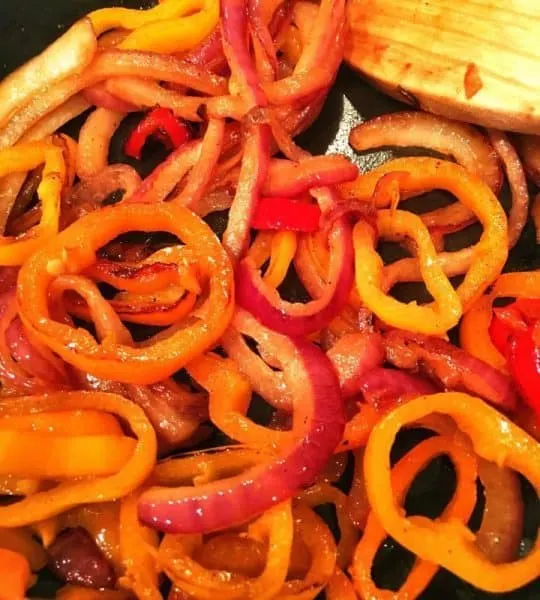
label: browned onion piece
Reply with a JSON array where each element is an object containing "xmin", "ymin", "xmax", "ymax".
[
  {"xmin": 349, "ymin": 111, "xmax": 502, "ymax": 193},
  {"xmin": 78, "ymin": 372, "xmax": 208, "ymax": 455},
  {"xmin": 476, "ymin": 459, "xmax": 524, "ymax": 564},
  {"xmin": 383, "ymin": 329, "xmax": 517, "ymax": 411},
  {"xmin": 48, "ymin": 527, "xmax": 116, "ymax": 589},
  {"xmin": 61, "ymin": 164, "xmax": 141, "ymax": 227},
  {"xmin": 515, "ymin": 134, "xmax": 540, "ymax": 186},
  {"xmin": 0, "ymin": 19, "xmax": 96, "ymax": 130},
  {"xmin": 105, "ymin": 77, "xmax": 204, "ymax": 122},
  {"xmin": 76, "ymin": 108, "xmax": 126, "ymax": 179},
  {"xmin": 487, "ymin": 129, "xmax": 529, "ymax": 247}
]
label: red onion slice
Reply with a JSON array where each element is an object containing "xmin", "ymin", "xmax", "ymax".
[
  {"xmin": 82, "ymin": 82, "xmax": 137, "ymax": 113},
  {"xmin": 383, "ymin": 329, "xmax": 517, "ymax": 411},
  {"xmin": 349, "ymin": 111, "xmax": 502, "ymax": 193},
  {"xmin": 487, "ymin": 129, "xmax": 530, "ymax": 248},
  {"xmin": 476, "ymin": 459, "xmax": 524, "ymax": 564},
  {"xmin": 138, "ymin": 315, "xmax": 344, "ymax": 534},
  {"xmin": 263, "ymin": 156, "xmax": 359, "ymax": 197}
]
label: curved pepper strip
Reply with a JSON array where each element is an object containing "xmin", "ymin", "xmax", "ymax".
[
  {"xmin": 326, "ymin": 568, "xmax": 357, "ymax": 600},
  {"xmin": 342, "ymin": 157, "xmax": 508, "ymax": 309},
  {"xmin": 299, "ymin": 483, "xmax": 359, "ymax": 568},
  {"xmin": 159, "ymin": 501, "xmax": 293, "ymax": 600},
  {"xmin": 460, "ymin": 272, "xmax": 540, "ymax": 371},
  {"xmin": 352, "ymin": 436, "xmax": 477, "ymax": 599},
  {"xmin": 0, "ymin": 141, "xmax": 65, "ymax": 265},
  {"xmin": 187, "ymin": 352, "xmax": 288, "ymax": 450},
  {"xmin": 118, "ymin": 492, "xmax": 161, "ymax": 600},
  {"xmin": 0, "ymin": 431, "xmax": 135, "ymax": 479},
  {"xmin": 90, "ymin": 0, "xmax": 203, "ymax": 35},
  {"xmin": 247, "ymin": 231, "xmax": 297, "ymax": 289},
  {"xmin": 363, "ymin": 392, "xmax": 540, "ymax": 593},
  {"xmin": 17, "ymin": 203, "xmax": 233, "ymax": 385},
  {"xmin": 353, "ymin": 211, "xmax": 462, "ymax": 335},
  {"xmin": 0, "ymin": 410, "xmax": 122, "ymax": 436},
  {"xmin": 120, "ymin": 0, "xmax": 219, "ymax": 55},
  {"xmin": 278, "ymin": 503, "xmax": 337, "ymax": 599},
  {"xmin": 0, "ymin": 391, "xmax": 156, "ymax": 527}
]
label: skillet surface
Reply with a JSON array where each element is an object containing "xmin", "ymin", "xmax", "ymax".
[{"xmin": 0, "ymin": 1, "xmax": 539, "ymax": 597}]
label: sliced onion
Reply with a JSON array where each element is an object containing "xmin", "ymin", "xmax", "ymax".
[
  {"xmin": 0, "ymin": 51, "xmax": 228, "ymax": 149},
  {"xmin": 183, "ymin": 27, "xmax": 228, "ymax": 75},
  {"xmin": 487, "ymin": 130, "xmax": 529, "ymax": 248},
  {"xmin": 138, "ymin": 312, "xmax": 345, "ymax": 533},
  {"xmin": 349, "ymin": 111, "xmax": 502, "ymax": 193},
  {"xmin": 223, "ymin": 123, "xmax": 272, "ymax": 258},
  {"xmin": 357, "ymin": 368, "xmax": 437, "ymax": 412},
  {"xmin": 61, "ymin": 164, "xmax": 141, "ymax": 227},
  {"xmin": 222, "ymin": 320, "xmax": 292, "ymax": 411},
  {"xmin": 82, "ymin": 82, "xmax": 137, "ymax": 113},
  {"xmin": 476, "ymin": 459, "xmax": 524, "ymax": 564},
  {"xmin": 383, "ymin": 329, "xmax": 517, "ymax": 411},
  {"xmin": 0, "ymin": 18, "xmax": 96, "ymax": 130},
  {"xmin": 76, "ymin": 108, "xmax": 126, "ymax": 180},
  {"xmin": 128, "ymin": 141, "xmax": 202, "ymax": 204},
  {"xmin": 263, "ymin": 156, "xmax": 358, "ymax": 197},
  {"xmin": 236, "ymin": 197, "xmax": 353, "ymax": 336},
  {"xmin": 104, "ymin": 77, "xmax": 204, "ymax": 122},
  {"xmin": 515, "ymin": 134, "xmax": 540, "ymax": 186},
  {"xmin": 327, "ymin": 332, "xmax": 385, "ymax": 398}
]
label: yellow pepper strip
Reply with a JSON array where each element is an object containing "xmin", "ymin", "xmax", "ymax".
[
  {"xmin": 152, "ymin": 446, "xmax": 270, "ymax": 487},
  {"xmin": 298, "ymin": 483, "xmax": 359, "ymax": 568},
  {"xmin": 0, "ymin": 141, "xmax": 65, "ymax": 265},
  {"xmin": 0, "ymin": 528, "xmax": 47, "ymax": 571},
  {"xmin": 0, "ymin": 410, "xmax": 123, "ymax": 436},
  {"xmin": 187, "ymin": 353, "xmax": 289, "ymax": 451},
  {"xmin": 265, "ymin": 231, "xmax": 297, "ymax": 288},
  {"xmin": 247, "ymin": 230, "xmax": 274, "ymax": 267},
  {"xmin": 57, "ymin": 133, "xmax": 78, "ymax": 188},
  {"xmin": 460, "ymin": 272, "xmax": 540, "ymax": 370},
  {"xmin": 0, "ymin": 431, "xmax": 135, "ymax": 480},
  {"xmin": 353, "ymin": 211, "xmax": 462, "ymax": 335},
  {"xmin": 342, "ymin": 157, "xmax": 509, "ymax": 309},
  {"xmin": 159, "ymin": 501, "xmax": 294, "ymax": 600},
  {"xmin": 364, "ymin": 392, "xmax": 540, "ymax": 593},
  {"xmin": 120, "ymin": 0, "xmax": 219, "ymax": 55},
  {"xmin": 89, "ymin": 0, "xmax": 203, "ymax": 35},
  {"xmin": 352, "ymin": 435, "xmax": 477, "ymax": 599},
  {"xmin": 0, "ymin": 391, "xmax": 156, "ymax": 527},
  {"xmin": 118, "ymin": 492, "xmax": 161, "ymax": 600}
]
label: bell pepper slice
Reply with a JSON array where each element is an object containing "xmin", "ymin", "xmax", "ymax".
[
  {"xmin": 0, "ymin": 548, "xmax": 31, "ymax": 600},
  {"xmin": 124, "ymin": 107, "xmax": 191, "ymax": 160},
  {"xmin": 17, "ymin": 203, "xmax": 233, "ymax": 384},
  {"xmin": 0, "ymin": 141, "xmax": 65, "ymax": 265},
  {"xmin": 251, "ymin": 197, "xmax": 321, "ymax": 232},
  {"xmin": 364, "ymin": 392, "xmax": 540, "ymax": 594}
]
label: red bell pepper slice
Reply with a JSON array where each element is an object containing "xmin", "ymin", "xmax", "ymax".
[
  {"xmin": 251, "ymin": 197, "xmax": 321, "ymax": 232},
  {"xmin": 125, "ymin": 107, "xmax": 191, "ymax": 160},
  {"xmin": 489, "ymin": 305, "xmax": 527, "ymax": 357},
  {"xmin": 507, "ymin": 327, "xmax": 540, "ymax": 417}
]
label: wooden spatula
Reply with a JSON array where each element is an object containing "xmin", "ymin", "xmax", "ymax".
[{"xmin": 345, "ymin": 0, "xmax": 540, "ymax": 134}]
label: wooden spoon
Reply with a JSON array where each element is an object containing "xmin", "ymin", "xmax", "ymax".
[{"xmin": 345, "ymin": 0, "xmax": 540, "ymax": 134}]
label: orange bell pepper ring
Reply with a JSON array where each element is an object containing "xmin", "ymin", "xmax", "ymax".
[
  {"xmin": 363, "ymin": 392, "xmax": 540, "ymax": 593},
  {"xmin": 17, "ymin": 203, "xmax": 234, "ymax": 385},
  {"xmin": 0, "ymin": 141, "xmax": 65, "ymax": 266}
]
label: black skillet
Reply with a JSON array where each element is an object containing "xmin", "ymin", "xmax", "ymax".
[{"xmin": 0, "ymin": 1, "xmax": 539, "ymax": 597}]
